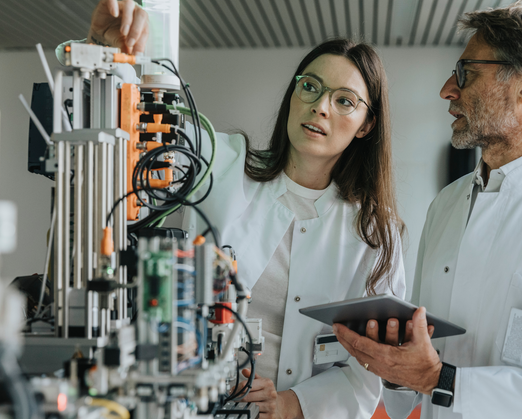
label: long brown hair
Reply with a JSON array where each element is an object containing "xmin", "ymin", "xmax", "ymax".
[{"xmin": 245, "ymin": 38, "xmax": 404, "ymax": 295}]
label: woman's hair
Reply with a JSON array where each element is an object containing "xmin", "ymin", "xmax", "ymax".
[{"xmin": 244, "ymin": 38, "xmax": 404, "ymax": 295}]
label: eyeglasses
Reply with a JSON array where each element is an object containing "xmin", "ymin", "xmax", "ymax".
[
  {"xmin": 295, "ymin": 75, "xmax": 372, "ymax": 116},
  {"xmin": 452, "ymin": 59, "xmax": 511, "ymax": 88}
]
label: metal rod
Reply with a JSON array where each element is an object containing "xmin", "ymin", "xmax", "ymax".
[
  {"xmin": 63, "ymin": 141, "xmax": 71, "ymax": 338},
  {"xmin": 54, "ymin": 140, "xmax": 64, "ymax": 337},
  {"xmin": 74, "ymin": 145, "xmax": 83, "ymax": 289}
]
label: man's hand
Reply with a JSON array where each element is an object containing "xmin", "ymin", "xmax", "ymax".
[
  {"xmin": 88, "ymin": 0, "xmax": 149, "ymax": 54},
  {"xmin": 233, "ymin": 369, "xmax": 303, "ymax": 419},
  {"xmin": 333, "ymin": 307, "xmax": 442, "ymax": 395}
]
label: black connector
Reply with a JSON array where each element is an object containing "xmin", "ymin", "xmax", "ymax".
[
  {"xmin": 135, "ymin": 344, "xmax": 159, "ymax": 361},
  {"xmin": 139, "ymin": 103, "xmax": 169, "ymax": 113},
  {"xmin": 86, "ymin": 279, "xmax": 119, "ymax": 293}
]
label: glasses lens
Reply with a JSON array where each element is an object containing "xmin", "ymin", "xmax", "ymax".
[
  {"xmin": 456, "ymin": 62, "xmax": 464, "ymax": 88},
  {"xmin": 296, "ymin": 76, "xmax": 322, "ymax": 103},
  {"xmin": 331, "ymin": 90, "xmax": 358, "ymax": 115}
]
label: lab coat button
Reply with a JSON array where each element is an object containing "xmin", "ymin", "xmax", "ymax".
[
  {"xmin": 286, "ymin": 369, "xmax": 292, "ymax": 375},
  {"xmin": 300, "ymin": 227, "xmax": 306, "ymax": 233},
  {"xmin": 294, "ymin": 296, "xmax": 301, "ymax": 302},
  {"xmin": 444, "ymin": 266, "xmax": 450, "ymax": 273}
]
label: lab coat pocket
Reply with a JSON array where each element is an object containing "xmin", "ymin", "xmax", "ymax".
[{"xmin": 494, "ymin": 272, "xmax": 522, "ymax": 364}]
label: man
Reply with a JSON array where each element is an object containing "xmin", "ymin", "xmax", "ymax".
[{"xmin": 334, "ymin": 2, "xmax": 522, "ymax": 419}]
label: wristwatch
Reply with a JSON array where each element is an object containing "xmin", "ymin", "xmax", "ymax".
[{"xmin": 431, "ymin": 362, "xmax": 457, "ymax": 407}]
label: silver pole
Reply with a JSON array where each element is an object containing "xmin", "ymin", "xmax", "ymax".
[
  {"xmin": 73, "ymin": 70, "xmax": 84, "ymax": 290},
  {"xmin": 54, "ymin": 140, "xmax": 64, "ymax": 337},
  {"xmin": 63, "ymin": 141, "xmax": 71, "ymax": 338},
  {"xmin": 85, "ymin": 141, "xmax": 95, "ymax": 338}
]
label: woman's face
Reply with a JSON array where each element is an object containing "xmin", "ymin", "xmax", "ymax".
[{"xmin": 287, "ymin": 54, "xmax": 375, "ymax": 166}]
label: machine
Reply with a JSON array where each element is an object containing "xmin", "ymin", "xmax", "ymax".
[{"xmin": 1, "ymin": 2, "xmax": 264, "ymax": 418}]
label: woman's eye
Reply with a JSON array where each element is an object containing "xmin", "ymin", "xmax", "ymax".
[
  {"xmin": 303, "ymin": 81, "xmax": 319, "ymax": 92},
  {"xmin": 338, "ymin": 97, "xmax": 355, "ymax": 107}
]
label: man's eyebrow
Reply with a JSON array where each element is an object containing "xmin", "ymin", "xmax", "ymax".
[{"xmin": 303, "ymin": 72, "xmax": 364, "ymax": 97}]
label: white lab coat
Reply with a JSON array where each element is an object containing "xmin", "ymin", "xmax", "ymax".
[
  {"xmin": 183, "ymin": 124, "xmax": 406, "ymax": 418},
  {"xmin": 383, "ymin": 159, "xmax": 522, "ymax": 419}
]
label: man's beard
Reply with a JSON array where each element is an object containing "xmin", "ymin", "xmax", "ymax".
[{"xmin": 450, "ymin": 85, "xmax": 518, "ymax": 150}]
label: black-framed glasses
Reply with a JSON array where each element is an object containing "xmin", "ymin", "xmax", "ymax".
[
  {"xmin": 295, "ymin": 75, "xmax": 372, "ymax": 116},
  {"xmin": 452, "ymin": 59, "xmax": 511, "ymax": 88}
]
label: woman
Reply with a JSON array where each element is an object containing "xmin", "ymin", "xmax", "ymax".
[{"xmin": 87, "ymin": 2, "xmax": 406, "ymax": 418}]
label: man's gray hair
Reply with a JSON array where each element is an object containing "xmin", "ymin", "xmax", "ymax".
[{"xmin": 459, "ymin": 1, "xmax": 522, "ymax": 81}]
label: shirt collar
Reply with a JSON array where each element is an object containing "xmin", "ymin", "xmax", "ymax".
[
  {"xmin": 472, "ymin": 154, "xmax": 522, "ymax": 192},
  {"xmin": 268, "ymin": 172, "xmax": 339, "ymax": 217}
]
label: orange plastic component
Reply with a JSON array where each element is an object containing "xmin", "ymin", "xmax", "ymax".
[
  {"xmin": 113, "ymin": 52, "xmax": 136, "ymax": 65},
  {"xmin": 120, "ymin": 84, "xmax": 142, "ymax": 220},
  {"xmin": 64, "ymin": 45, "xmax": 71, "ymax": 52},
  {"xmin": 148, "ymin": 178, "xmax": 171, "ymax": 188},
  {"xmin": 101, "ymin": 227, "xmax": 114, "ymax": 256},
  {"xmin": 232, "ymin": 260, "xmax": 238, "ymax": 273},
  {"xmin": 145, "ymin": 141, "xmax": 164, "ymax": 151},
  {"xmin": 193, "ymin": 235, "xmax": 206, "ymax": 246},
  {"xmin": 209, "ymin": 302, "xmax": 235, "ymax": 324},
  {"xmin": 153, "ymin": 114, "xmax": 162, "ymax": 124},
  {"xmin": 146, "ymin": 123, "xmax": 171, "ymax": 134}
]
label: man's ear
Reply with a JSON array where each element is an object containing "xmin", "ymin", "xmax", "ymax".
[{"xmin": 355, "ymin": 115, "xmax": 376, "ymax": 139}]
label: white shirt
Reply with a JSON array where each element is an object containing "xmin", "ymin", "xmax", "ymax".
[
  {"xmin": 184, "ymin": 124, "xmax": 406, "ymax": 418},
  {"xmin": 384, "ymin": 155, "xmax": 522, "ymax": 419},
  {"xmin": 248, "ymin": 173, "xmax": 332, "ymax": 384}
]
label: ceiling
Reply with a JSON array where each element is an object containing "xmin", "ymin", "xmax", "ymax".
[{"xmin": 0, "ymin": 0, "xmax": 515, "ymax": 50}]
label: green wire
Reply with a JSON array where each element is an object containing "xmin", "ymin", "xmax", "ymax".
[{"xmin": 142, "ymin": 107, "xmax": 216, "ymax": 228}]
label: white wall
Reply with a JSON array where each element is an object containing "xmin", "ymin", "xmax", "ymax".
[{"xmin": 0, "ymin": 46, "xmax": 462, "ymax": 295}]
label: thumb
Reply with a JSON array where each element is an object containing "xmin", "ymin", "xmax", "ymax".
[
  {"xmin": 411, "ymin": 307, "xmax": 430, "ymax": 342},
  {"xmin": 241, "ymin": 368, "xmax": 259, "ymax": 379}
]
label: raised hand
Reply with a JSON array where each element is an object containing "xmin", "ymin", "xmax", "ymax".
[{"xmin": 88, "ymin": 0, "xmax": 149, "ymax": 54}]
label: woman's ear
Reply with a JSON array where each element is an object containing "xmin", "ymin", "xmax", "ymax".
[{"xmin": 355, "ymin": 115, "xmax": 376, "ymax": 139}]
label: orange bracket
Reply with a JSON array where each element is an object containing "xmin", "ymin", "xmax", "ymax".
[{"xmin": 120, "ymin": 84, "xmax": 142, "ymax": 220}]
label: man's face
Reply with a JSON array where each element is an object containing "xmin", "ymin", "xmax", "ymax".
[{"xmin": 440, "ymin": 34, "xmax": 520, "ymax": 150}]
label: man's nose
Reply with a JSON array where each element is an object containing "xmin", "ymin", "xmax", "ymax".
[{"xmin": 440, "ymin": 73, "xmax": 460, "ymax": 101}]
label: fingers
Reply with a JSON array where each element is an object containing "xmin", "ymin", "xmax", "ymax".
[
  {"xmin": 241, "ymin": 368, "xmax": 260, "ymax": 379},
  {"xmin": 428, "ymin": 325, "xmax": 435, "ymax": 338},
  {"xmin": 385, "ymin": 318, "xmax": 399, "ymax": 346},
  {"xmin": 366, "ymin": 320, "xmax": 379, "ymax": 342},
  {"xmin": 119, "ymin": 0, "xmax": 135, "ymax": 37},
  {"xmin": 411, "ymin": 307, "xmax": 430, "ymax": 343},
  {"xmin": 404, "ymin": 320, "xmax": 413, "ymax": 342},
  {"xmin": 333, "ymin": 324, "xmax": 359, "ymax": 356},
  {"xmin": 124, "ymin": 3, "xmax": 149, "ymax": 53},
  {"xmin": 133, "ymin": 23, "xmax": 149, "ymax": 54},
  {"xmin": 107, "ymin": 0, "xmax": 119, "ymax": 17}
]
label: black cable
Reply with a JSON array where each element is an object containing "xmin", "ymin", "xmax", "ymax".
[
  {"xmin": 64, "ymin": 99, "xmax": 73, "ymax": 129},
  {"xmin": 225, "ymin": 347, "xmax": 256, "ymax": 402},
  {"xmin": 106, "ymin": 190, "xmax": 138, "ymax": 228},
  {"xmin": 152, "ymin": 59, "xmax": 202, "ymax": 158}
]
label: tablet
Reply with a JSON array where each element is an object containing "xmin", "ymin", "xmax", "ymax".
[{"xmin": 299, "ymin": 294, "xmax": 466, "ymax": 341}]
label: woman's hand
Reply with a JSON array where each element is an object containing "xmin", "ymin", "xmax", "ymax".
[
  {"xmin": 234, "ymin": 369, "xmax": 304, "ymax": 419},
  {"xmin": 88, "ymin": 0, "xmax": 149, "ymax": 54}
]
